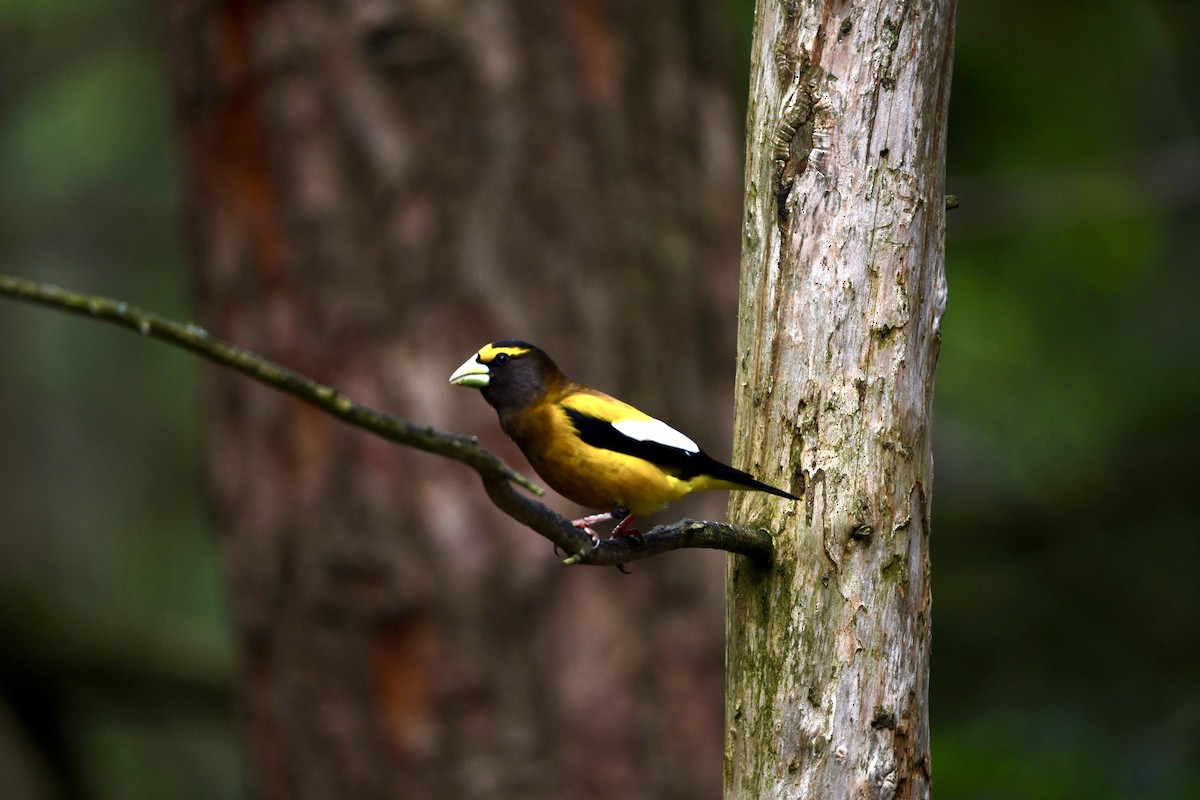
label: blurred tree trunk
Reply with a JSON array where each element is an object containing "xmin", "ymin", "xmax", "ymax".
[
  {"xmin": 726, "ymin": 1, "xmax": 953, "ymax": 798},
  {"xmin": 163, "ymin": 1, "xmax": 741, "ymax": 798}
]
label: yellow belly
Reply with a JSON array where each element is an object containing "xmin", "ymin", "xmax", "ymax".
[
  {"xmin": 510, "ymin": 403, "xmax": 704, "ymax": 515},
  {"xmin": 526, "ymin": 441, "xmax": 689, "ymax": 515}
]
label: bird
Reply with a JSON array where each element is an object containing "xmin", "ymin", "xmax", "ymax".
[{"xmin": 449, "ymin": 340, "xmax": 797, "ymax": 542}]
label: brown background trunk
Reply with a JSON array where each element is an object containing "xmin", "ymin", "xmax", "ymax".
[{"xmin": 163, "ymin": 1, "xmax": 743, "ymax": 798}]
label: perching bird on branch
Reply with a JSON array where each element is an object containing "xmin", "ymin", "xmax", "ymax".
[{"xmin": 449, "ymin": 340, "xmax": 797, "ymax": 541}]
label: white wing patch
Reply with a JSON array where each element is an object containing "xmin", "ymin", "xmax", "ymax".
[{"xmin": 612, "ymin": 418, "xmax": 700, "ymax": 454}]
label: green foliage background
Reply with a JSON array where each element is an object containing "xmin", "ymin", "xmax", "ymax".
[{"xmin": 1, "ymin": 1, "xmax": 1197, "ymax": 797}]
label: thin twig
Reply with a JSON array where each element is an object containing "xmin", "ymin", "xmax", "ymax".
[{"xmin": 0, "ymin": 274, "xmax": 775, "ymax": 566}]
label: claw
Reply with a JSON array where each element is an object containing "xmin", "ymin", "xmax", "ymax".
[{"xmin": 616, "ymin": 563, "xmax": 632, "ymax": 575}]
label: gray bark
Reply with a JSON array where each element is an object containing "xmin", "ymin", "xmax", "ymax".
[{"xmin": 726, "ymin": 1, "xmax": 954, "ymax": 798}]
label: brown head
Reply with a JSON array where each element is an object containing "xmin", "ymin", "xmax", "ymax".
[{"xmin": 448, "ymin": 340, "xmax": 566, "ymax": 416}]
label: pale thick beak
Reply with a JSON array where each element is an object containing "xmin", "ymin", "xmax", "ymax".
[{"xmin": 449, "ymin": 355, "xmax": 490, "ymax": 388}]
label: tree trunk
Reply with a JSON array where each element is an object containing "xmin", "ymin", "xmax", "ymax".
[
  {"xmin": 163, "ymin": 1, "xmax": 743, "ymax": 798},
  {"xmin": 726, "ymin": 1, "xmax": 954, "ymax": 798}
]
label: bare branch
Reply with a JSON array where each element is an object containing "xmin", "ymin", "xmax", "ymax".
[{"xmin": 0, "ymin": 274, "xmax": 774, "ymax": 566}]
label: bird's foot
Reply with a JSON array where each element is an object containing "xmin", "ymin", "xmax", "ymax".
[
  {"xmin": 571, "ymin": 512, "xmax": 615, "ymax": 547},
  {"xmin": 573, "ymin": 511, "xmax": 615, "ymax": 528}
]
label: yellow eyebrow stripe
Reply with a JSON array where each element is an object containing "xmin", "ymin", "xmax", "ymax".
[{"xmin": 477, "ymin": 343, "xmax": 531, "ymax": 362}]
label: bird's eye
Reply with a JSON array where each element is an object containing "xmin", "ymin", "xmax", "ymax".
[{"xmin": 494, "ymin": 353, "xmax": 509, "ymax": 366}]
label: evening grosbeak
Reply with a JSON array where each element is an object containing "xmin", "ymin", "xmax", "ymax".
[{"xmin": 449, "ymin": 340, "xmax": 797, "ymax": 540}]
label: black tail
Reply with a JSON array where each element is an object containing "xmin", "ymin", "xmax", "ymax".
[{"xmin": 699, "ymin": 454, "xmax": 799, "ymax": 500}]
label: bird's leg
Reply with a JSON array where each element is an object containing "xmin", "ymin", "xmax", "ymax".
[
  {"xmin": 572, "ymin": 511, "xmax": 615, "ymax": 528},
  {"xmin": 571, "ymin": 511, "xmax": 613, "ymax": 545},
  {"xmin": 610, "ymin": 512, "xmax": 642, "ymax": 542}
]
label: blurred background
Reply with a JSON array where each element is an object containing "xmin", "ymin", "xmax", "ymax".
[{"xmin": 0, "ymin": 0, "xmax": 1197, "ymax": 798}]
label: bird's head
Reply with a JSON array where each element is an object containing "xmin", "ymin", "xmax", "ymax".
[{"xmin": 449, "ymin": 340, "xmax": 563, "ymax": 412}]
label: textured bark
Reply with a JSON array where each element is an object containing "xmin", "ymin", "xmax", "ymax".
[
  {"xmin": 162, "ymin": 1, "xmax": 742, "ymax": 798},
  {"xmin": 726, "ymin": 1, "xmax": 954, "ymax": 798}
]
